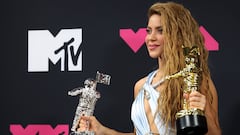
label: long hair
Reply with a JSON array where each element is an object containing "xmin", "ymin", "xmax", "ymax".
[{"xmin": 148, "ymin": 2, "xmax": 213, "ymax": 128}]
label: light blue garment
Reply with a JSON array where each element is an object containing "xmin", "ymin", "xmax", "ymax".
[{"xmin": 131, "ymin": 71, "xmax": 176, "ymax": 135}]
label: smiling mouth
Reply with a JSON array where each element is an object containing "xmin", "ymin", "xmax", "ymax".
[{"xmin": 148, "ymin": 45, "xmax": 159, "ymax": 50}]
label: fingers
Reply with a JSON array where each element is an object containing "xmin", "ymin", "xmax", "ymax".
[
  {"xmin": 81, "ymin": 115, "xmax": 90, "ymax": 121},
  {"xmin": 78, "ymin": 115, "xmax": 90, "ymax": 132},
  {"xmin": 184, "ymin": 91, "xmax": 206, "ymax": 111},
  {"xmin": 77, "ymin": 115, "xmax": 104, "ymax": 135}
]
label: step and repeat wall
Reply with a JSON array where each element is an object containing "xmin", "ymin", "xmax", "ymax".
[{"xmin": 1, "ymin": 0, "xmax": 239, "ymax": 134}]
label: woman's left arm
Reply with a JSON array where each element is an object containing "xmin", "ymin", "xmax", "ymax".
[
  {"xmin": 188, "ymin": 78, "xmax": 221, "ymax": 135},
  {"xmin": 204, "ymin": 78, "xmax": 221, "ymax": 135}
]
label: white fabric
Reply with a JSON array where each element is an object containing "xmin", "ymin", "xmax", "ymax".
[{"xmin": 131, "ymin": 71, "xmax": 176, "ymax": 135}]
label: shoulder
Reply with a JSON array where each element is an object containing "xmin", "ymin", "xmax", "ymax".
[{"xmin": 133, "ymin": 77, "xmax": 147, "ymax": 98}]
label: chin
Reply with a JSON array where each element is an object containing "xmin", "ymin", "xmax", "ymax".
[
  {"xmin": 148, "ymin": 54, "xmax": 159, "ymax": 58},
  {"xmin": 147, "ymin": 50, "xmax": 162, "ymax": 59}
]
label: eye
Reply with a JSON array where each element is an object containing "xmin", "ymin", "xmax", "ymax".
[
  {"xmin": 146, "ymin": 28, "xmax": 151, "ymax": 34},
  {"xmin": 157, "ymin": 28, "xmax": 163, "ymax": 34}
]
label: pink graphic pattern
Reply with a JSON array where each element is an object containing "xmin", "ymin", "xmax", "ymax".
[
  {"xmin": 120, "ymin": 28, "xmax": 146, "ymax": 53},
  {"xmin": 199, "ymin": 26, "xmax": 219, "ymax": 51},
  {"xmin": 10, "ymin": 124, "xmax": 69, "ymax": 135},
  {"xmin": 120, "ymin": 26, "xmax": 219, "ymax": 53}
]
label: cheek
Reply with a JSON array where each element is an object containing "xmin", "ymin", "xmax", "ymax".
[
  {"xmin": 158, "ymin": 36, "xmax": 164, "ymax": 44},
  {"xmin": 145, "ymin": 35, "xmax": 149, "ymax": 44},
  {"xmin": 145, "ymin": 36, "xmax": 148, "ymax": 44}
]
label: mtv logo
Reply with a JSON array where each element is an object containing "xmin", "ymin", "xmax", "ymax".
[{"xmin": 28, "ymin": 28, "xmax": 82, "ymax": 72}]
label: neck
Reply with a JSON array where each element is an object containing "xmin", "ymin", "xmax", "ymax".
[{"xmin": 157, "ymin": 57, "xmax": 165, "ymax": 77}]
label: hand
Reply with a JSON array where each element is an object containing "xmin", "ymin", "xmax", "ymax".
[
  {"xmin": 184, "ymin": 91, "xmax": 206, "ymax": 111},
  {"xmin": 78, "ymin": 115, "xmax": 105, "ymax": 135},
  {"xmin": 77, "ymin": 115, "xmax": 90, "ymax": 132}
]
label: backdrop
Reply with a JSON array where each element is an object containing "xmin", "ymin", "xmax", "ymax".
[{"xmin": 1, "ymin": 0, "xmax": 239, "ymax": 134}]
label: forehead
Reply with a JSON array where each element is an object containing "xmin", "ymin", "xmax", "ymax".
[{"xmin": 148, "ymin": 14, "xmax": 162, "ymax": 27}]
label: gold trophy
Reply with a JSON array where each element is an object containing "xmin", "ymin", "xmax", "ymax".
[{"xmin": 165, "ymin": 46, "xmax": 208, "ymax": 135}]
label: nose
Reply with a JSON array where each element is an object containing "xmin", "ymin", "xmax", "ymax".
[{"xmin": 148, "ymin": 32, "xmax": 157, "ymax": 41}]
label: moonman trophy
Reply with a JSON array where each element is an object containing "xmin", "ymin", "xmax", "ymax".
[
  {"xmin": 165, "ymin": 46, "xmax": 208, "ymax": 135},
  {"xmin": 68, "ymin": 71, "xmax": 111, "ymax": 135}
]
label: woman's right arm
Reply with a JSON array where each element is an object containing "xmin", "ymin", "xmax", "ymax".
[
  {"xmin": 99, "ymin": 77, "xmax": 146, "ymax": 135},
  {"xmin": 80, "ymin": 116, "xmax": 134, "ymax": 135},
  {"xmin": 78, "ymin": 77, "xmax": 146, "ymax": 135}
]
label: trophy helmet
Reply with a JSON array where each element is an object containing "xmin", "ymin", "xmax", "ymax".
[{"xmin": 84, "ymin": 78, "xmax": 97, "ymax": 89}]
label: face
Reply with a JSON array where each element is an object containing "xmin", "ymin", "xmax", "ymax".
[{"xmin": 145, "ymin": 14, "xmax": 164, "ymax": 58}]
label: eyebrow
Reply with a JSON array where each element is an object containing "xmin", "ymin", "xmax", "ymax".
[{"xmin": 147, "ymin": 26, "xmax": 163, "ymax": 29}]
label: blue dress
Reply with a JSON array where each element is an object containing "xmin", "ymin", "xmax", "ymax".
[{"xmin": 131, "ymin": 71, "xmax": 176, "ymax": 135}]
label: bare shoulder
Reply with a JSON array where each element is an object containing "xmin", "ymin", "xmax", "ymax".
[{"xmin": 134, "ymin": 77, "xmax": 147, "ymax": 98}]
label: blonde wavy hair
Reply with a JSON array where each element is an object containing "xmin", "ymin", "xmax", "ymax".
[{"xmin": 148, "ymin": 2, "xmax": 213, "ymax": 128}]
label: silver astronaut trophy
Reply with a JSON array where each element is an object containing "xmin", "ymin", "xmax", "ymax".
[{"xmin": 68, "ymin": 71, "xmax": 111, "ymax": 135}]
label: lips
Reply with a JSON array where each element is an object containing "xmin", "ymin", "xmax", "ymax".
[{"xmin": 148, "ymin": 44, "xmax": 159, "ymax": 50}]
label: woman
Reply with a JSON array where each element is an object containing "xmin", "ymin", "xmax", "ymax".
[{"xmin": 79, "ymin": 2, "xmax": 221, "ymax": 135}]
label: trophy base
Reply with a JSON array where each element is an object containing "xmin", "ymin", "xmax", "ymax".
[
  {"xmin": 176, "ymin": 115, "xmax": 208, "ymax": 135},
  {"xmin": 70, "ymin": 131, "xmax": 94, "ymax": 135}
]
